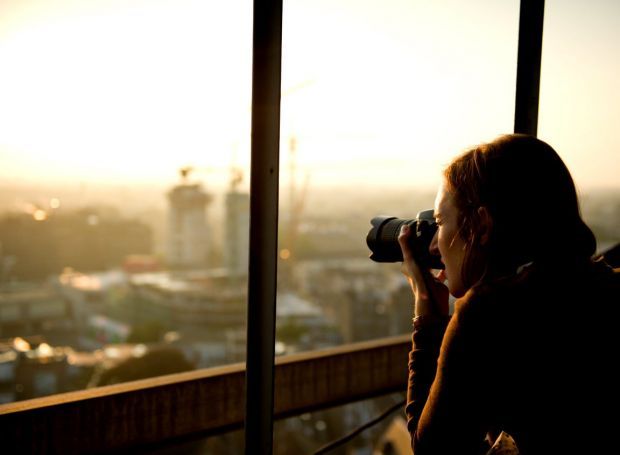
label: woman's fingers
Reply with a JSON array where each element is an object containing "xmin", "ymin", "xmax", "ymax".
[
  {"xmin": 399, "ymin": 223, "xmax": 450, "ymax": 316},
  {"xmin": 399, "ymin": 224, "xmax": 426, "ymax": 279},
  {"xmin": 397, "ymin": 223, "xmax": 413, "ymax": 261},
  {"xmin": 399, "ymin": 224, "xmax": 432, "ymax": 302}
]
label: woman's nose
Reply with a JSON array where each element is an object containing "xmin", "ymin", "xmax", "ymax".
[{"xmin": 429, "ymin": 231, "xmax": 439, "ymax": 256}]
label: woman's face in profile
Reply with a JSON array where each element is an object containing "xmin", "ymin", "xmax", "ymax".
[{"xmin": 431, "ymin": 182, "xmax": 467, "ymax": 297}]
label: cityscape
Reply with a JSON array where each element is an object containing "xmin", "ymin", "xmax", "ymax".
[
  {"xmin": 0, "ymin": 166, "xmax": 436, "ymax": 453},
  {"xmin": 0, "ymin": 165, "xmax": 618, "ymax": 452}
]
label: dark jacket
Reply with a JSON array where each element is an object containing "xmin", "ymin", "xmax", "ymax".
[{"xmin": 406, "ymin": 260, "xmax": 620, "ymax": 454}]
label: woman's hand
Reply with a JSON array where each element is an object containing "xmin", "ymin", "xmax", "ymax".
[{"xmin": 398, "ymin": 224, "xmax": 450, "ymax": 317}]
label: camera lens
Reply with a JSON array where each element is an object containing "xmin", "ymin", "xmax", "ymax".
[
  {"xmin": 366, "ymin": 210, "xmax": 443, "ymax": 269},
  {"xmin": 366, "ymin": 216, "xmax": 413, "ymax": 262}
]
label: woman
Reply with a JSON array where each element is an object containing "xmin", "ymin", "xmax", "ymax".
[{"xmin": 398, "ymin": 134, "xmax": 619, "ymax": 454}]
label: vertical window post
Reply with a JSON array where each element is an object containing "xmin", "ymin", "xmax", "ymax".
[
  {"xmin": 514, "ymin": 0, "xmax": 545, "ymax": 136},
  {"xmin": 244, "ymin": 0, "xmax": 283, "ymax": 454}
]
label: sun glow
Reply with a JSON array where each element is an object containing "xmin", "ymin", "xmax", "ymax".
[
  {"xmin": 0, "ymin": 0, "xmax": 618, "ymax": 189},
  {"xmin": 0, "ymin": 0, "xmax": 253, "ymax": 183}
]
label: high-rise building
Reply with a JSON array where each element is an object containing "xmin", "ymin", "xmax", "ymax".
[{"xmin": 166, "ymin": 183, "xmax": 212, "ymax": 268}]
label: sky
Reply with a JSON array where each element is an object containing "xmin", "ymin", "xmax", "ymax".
[{"xmin": 0, "ymin": 0, "xmax": 618, "ymax": 193}]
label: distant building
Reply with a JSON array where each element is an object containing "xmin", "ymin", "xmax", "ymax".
[
  {"xmin": 224, "ymin": 190, "xmax": 250, "ymax": 276},
  {"xmin": 122, "ymin": 254, "xmax": 162, "ymax": 274},
  {"xmin": 294, "ymin": 259, "xmax": 397, "ymax": 343},
  {"xmin": 224, "ymin": 291, "xmax": 338, "ymax": 360},
  {"xmin": 0, "ymin": 335, "xmax": 194, "ymax": 404},
  {"xmin": 0, "ymin": 336, "xmax": 73, "ymax": 403},
  {"xmin": 0, "ymin": 287, "xmax": 75, "ymax": 345},
  {"xmin": 55, "ymin": 268, "xmax": 129, "ymax": 349},
  {"xmin": 166, "ymin": 183, "xmax": 212, "ymax": 268},
  {"xmin": 275, "ymin": 292, "xmax": 338, "ymax": 353},
  {"xmin": 130, "ymin": 270, "xmax": 246, "ymax": 330},
  {"xmin": 129, "ymin": 270, "xmax": 246, "ymax": 368}
]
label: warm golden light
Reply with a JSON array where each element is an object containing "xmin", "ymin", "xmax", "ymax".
[
  {"xmin": 13, "ymin": 337, "xmax": 31, "ymax": 352},
  {"xmin": 0, "ymin": 0, "xmax": 617, "ymax": 189},
  {"xmin": 37, "ymin": 343, "xmax": 53, "ymax": 357},
  {"xmin": 280, "ymin": 249, "xmax": 291, "ymax": 260},
  {"xmin": 33, "ymin": 209, "xmax": 48, "ymax": 221}
]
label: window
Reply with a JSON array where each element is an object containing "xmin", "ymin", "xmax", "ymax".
[
  {"xmin": 277, "ymin": 0, "xmax": 520, "ymax": 353},
  {"xmin": 0, "ymin": 0, "xmax": 253, "ymax": 403},
  {"xmin": 538, "ymin": 0, "xmax": 620, "ymax": 253}
]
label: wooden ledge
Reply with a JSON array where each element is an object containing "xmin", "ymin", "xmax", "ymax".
[{"xmin": 0, "ymin": 335, "xmax": 410, "ymax": 453}]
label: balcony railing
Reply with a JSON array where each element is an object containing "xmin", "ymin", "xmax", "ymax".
[{"xmin": 0, "ymin": 334, "xmax": 410, "ymax": 454}]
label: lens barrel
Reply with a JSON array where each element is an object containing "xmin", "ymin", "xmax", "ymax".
[{"xmin": 366, "ymin": 210, "xmax": 444, "ymax": 269}]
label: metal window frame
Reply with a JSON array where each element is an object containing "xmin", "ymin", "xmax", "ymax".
[
  {"xmin": 244, "ymin": 0, "xmax": 546, "ymax": 452},
  {"xmin": 514, "ymin": 0, "xmax": 545, "ymax": 136},
  {"xmin": 244, "ymin": 0, "xmax": 283, "ymax": 453}
]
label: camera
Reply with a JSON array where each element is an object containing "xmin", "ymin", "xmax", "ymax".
[{"xmin": 366, "ymin": 209, "xmax": 444, "ymax": 269}]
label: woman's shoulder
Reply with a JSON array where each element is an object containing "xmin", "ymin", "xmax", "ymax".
[{"xmin": 455, "ymin": 258, "xmax": 619, "ymax": 318}]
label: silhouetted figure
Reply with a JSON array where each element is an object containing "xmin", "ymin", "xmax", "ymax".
[{"xmin": 398, "ymin": 134, "xmax": 619, "ymax": 454}]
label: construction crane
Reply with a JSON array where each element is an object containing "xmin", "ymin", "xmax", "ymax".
[
  {"xmin": 179, "ymin": 166, "xmax": 194, "ymax": 183},
  {"xmin": 177, "ymin": 164, "xmax": 244, "ymax": 190},
  {"xmin": 277, "ymin": 79, "xmax": 316, "ymax": 271},
  {"xmin": 229, "ymin": 167, "xmax": 244, "ymax": 192},
  {"xmin": 284, "ymin": 135, "xmax": 310, "ymax": 258},
  {"xmin": 279, "ymin": 135, "xmax": 310, "ymax": 290}
]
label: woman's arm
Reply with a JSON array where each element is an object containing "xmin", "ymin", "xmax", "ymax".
[
  {"xmin": 406, "ymin": 299, "xmax": 492, "ymax": 455},
  {"xmin": 405, "ymin": 314, "xmax": 450, "ymax": 438},
  {"xmin": 399, "ymin": 225, "xmax": 491, "ymax": 453}
]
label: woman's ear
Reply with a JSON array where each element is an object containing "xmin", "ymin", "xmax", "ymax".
[{"xmin": 477, "ymin": 206, "xmax": 493, "ymax": 245}]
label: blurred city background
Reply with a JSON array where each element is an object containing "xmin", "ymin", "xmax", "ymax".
[{"xmin": 0, "ymin": 0, "xmax": 618, "ymax": 453}]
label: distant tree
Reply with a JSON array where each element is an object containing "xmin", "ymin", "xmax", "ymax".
[
  {"xmin": 276, "ymin": 319, "xmax": 309, "ymax": 345},
  {"xmin": 126, "ymin": 320, "xmax": 165, "ymax": 344},
  {"xmin": 90, "ymin": 346, "xmax": 194, "ymax": 386}
]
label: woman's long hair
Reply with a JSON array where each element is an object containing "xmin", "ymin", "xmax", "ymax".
[{"xmin": 444, "ymin": 134, "xmax": 596, "ymax": 289}]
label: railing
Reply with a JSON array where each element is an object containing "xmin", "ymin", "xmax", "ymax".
[{"xmin": 0, "ymin": 334, "xmax": 410, "ymax": 454}]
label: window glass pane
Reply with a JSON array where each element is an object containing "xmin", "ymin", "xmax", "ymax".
[
  {"xmin": 539, "ymin": 0, "xmax": 620, "ymax": 254},
  {"xmin": 0, "ymin": 0, "xmax": 252, "ymax": 403},
  {"xmin": 277, "ymin": 0, "xmax": 520, "ymax": 351}
]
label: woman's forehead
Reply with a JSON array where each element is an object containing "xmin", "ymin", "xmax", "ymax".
[{"xmin": 434, "ymin": 182, "xmax": 456, "ymax": 215}]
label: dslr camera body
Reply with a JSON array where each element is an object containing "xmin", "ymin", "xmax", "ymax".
[{"xmin": 366, "ymin": 209, "xmax": 444, "ymax": 269}]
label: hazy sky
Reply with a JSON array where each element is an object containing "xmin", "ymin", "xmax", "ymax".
[{"xmin": 0, "ymin": 0, "xmax": 618, "ymax": 191}]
